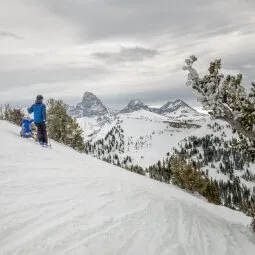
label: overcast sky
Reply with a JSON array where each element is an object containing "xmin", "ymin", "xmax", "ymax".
[{"xmin": 0, "ymin": 0, "xmax": 255, "ymax": 109}]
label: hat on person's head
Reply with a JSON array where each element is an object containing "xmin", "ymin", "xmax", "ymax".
[{"xmin": 36, "ymin": 95, "xmax": 44, "ymax": 101}]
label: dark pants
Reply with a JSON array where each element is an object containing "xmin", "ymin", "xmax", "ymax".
[{"xmin": 35, "ymin": 122, "xmax": 48, "ymax": 144}]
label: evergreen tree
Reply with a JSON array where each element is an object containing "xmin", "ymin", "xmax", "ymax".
[
  {"xmin": 183, "ymin": 56, "xmax": 255, "ymax": 152},
  {"xmin": 251, "ymin": 217, "xmax": 255, "ymax": 233},
  {"xmin": 0, "ymin": 106, "xmax": 4, "ymax": 120},
  {"xmin": 202, "ymin": 179, "xmax": 221, "ymax": 205},
  {"xmin": 69, "ymin": 121, "xmax": 85, "ymax": 152},
  {"xmin": 3, "ymin": 104, "xmax": 25, "ymax": 126},
  {"xmin": 184, "ymin": 57, "xmax": 255, "ymax": 230},
  {"xmin": 171, "ymin": 155, "xmax": 207, "ymax": 194},
  {"xmin": 47, "ymin": 99, "xmax": 85, "ymax": 152}
]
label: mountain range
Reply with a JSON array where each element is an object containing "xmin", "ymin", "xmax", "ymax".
[
  {"xmin": 68, "ymin": 92, "xmax": 209, "ymax": 168},
  {"xmin": 69, "ymin": 91, "xmax": 200, "ymax": 119}
]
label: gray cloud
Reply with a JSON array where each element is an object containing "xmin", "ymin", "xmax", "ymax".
[
  {"xmin": 36, "ymin": 0, "xmax": 255, "ymax": 41},
  {"xmin": 1, "ymin": 0, "xmax": 255, "ymax": 108},
  {"xmin": 220, "ymin": 50, "xmax": 255, "ymax": 86},
  {"xmin": 0, "ymin": 65, "xmax": 110, "ymax": 91},
  {"xmin": 92, "ymin": 46, "xmax": 159, "ymax": 63},
  {"xmin": 0, "ymin": 30, "xmax": 24, "ymax": 40}
]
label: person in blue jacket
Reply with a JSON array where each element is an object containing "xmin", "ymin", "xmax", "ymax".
[
  {"xmin": 20, "ymin": 117, "xmax": 34, "ymax": 138},
  {"xmin": 28, "ymin": 95, "xmax": 48, "ymax": 145}
]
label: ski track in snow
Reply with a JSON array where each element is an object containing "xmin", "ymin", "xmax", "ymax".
[{"xmin": 0, "ymin": 121, "xmax": 255, "ymax": 255}]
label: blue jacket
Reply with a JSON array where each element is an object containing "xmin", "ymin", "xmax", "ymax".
[
  {"xmin": 28, "ymin": 100, "xmax": 46, "ymax": 123},
  {"xmin": 22, "ymin": 119, "xmax": 34, "ymax": 133},
  {"xmin": 20, "ymin": 119, "xmax": 34, "ymax": 137}
]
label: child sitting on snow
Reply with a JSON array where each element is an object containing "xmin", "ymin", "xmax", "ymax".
[{"xmin": 20, "ymin": 116, "xmax": 34, "ymax": 138}]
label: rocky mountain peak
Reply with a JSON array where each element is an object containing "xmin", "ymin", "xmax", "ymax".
[
  {"xmin": 128, "ymin": 99, "xmax": 146, "ymax": 107},
  {"xmin": 119, "ymin": 99, "xmax": 150, "ymax": 113},
  {"xmin": 82, "ymin": 92, "xmax": 99, "ymax": 103},
  {"xmin": 159, "ymin": 99, "xmax": 198, "ymax": 115},
  {"xmin": 69, "ymin": 92, "xmax": 109, "ymax": 118}
]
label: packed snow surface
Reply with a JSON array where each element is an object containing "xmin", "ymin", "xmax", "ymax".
[{"xmin": 0, "ymin": 121, "xmax": 254, "ymax": 255}]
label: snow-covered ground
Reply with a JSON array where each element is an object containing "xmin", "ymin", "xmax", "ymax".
[
  {"xmin": 0, "ymin": 120, "xmax": 255, "ymax": 255},
  {"xmin": 83, "ymin": 110, "xmax": 202, "ymax": 167},
  {"xmin": 162, "ymin": 106, "xmax": 205, "ymax": 122},
  {"xmin": 77, "ymin": 116, "xmax": 108, "ymax": 138},
  {"xmin": 80, "ymin": 109, "xmax": 255, "ymax": 201},
  {"xmin": 118, "ymin": 111, "xmax": 199, "ymax": 166}
]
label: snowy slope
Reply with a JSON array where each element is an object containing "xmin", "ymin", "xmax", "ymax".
[
  {"xmin": 118, "ymin": 111, "xmax": 200, "ymax": 166},
  {"xmin": 82, "ymin": 110, "xmax": 255, "ymax": 208},
  {"xmin": 0, "ymin": 120, "xmax": 255, "ymax": 255},
  {"xmin": 85, "ymin": 110, "xmax": 201, "ymax": 167},
  {"xmin": 163, "ymin": 107, "xmax": 206, "ymax": 122},
  {"xmin": 176, "ymin": 118, "xmax": 255, "ymax": 191},
  {"xmin": 77, "ymin": 115, "xmax": 115, "ymax": 138}
]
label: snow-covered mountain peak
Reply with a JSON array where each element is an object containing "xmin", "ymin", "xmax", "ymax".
[
  {"xmin": 69, "ymin": 91, "xmax": 109, "ymax": 118},
  {"xmin": 160, "ymin": 99, "xmax": 197, "ymax": 114},
  {"xmin": 156, "ymin": 99, "xmax": 205, "ymax": 121},
  {"xmin": 119, "ymin": 99, "xmax": 150, "ymax": 113},
  {"xmin": 129, "ymin": 99, "xmax": 144, "ymax": 106}
]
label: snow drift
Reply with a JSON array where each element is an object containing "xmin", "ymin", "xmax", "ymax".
[{"xmin": 0, "ymin": 120, "xmax": 254, "ymax": 255}]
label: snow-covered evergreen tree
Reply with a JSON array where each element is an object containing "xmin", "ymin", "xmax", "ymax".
[{"xmin": 183, "ymin": 56, "xmax": 255, "ymax": 152}]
